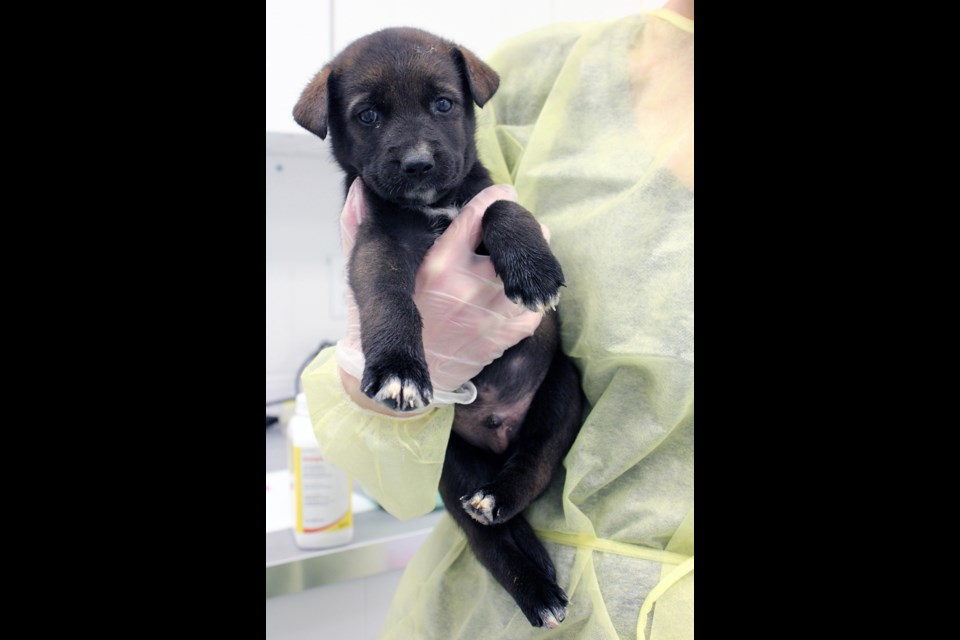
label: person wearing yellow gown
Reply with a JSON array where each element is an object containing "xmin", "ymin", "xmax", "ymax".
[{"xmin": 303, "ymin": 3, "xmax": 694, "ymax": 637}]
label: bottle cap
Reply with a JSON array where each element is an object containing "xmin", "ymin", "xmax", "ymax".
[{"xmin": 295, "ymin": 392, "xmax": 309, "ymax": 416}]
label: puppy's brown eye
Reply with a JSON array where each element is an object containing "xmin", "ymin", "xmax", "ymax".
[
  {"xmin": 434, "ymin": 98, "xmax": 453, "ymax": 113},
  {"xmin": 358, "ymin": 109, "xmax": 378, "ymax": 125}
]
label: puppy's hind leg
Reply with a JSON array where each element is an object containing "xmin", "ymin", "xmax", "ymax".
[
  {"xmin": 507, "ymin": 511, "xmax": 559, "ymax": 584},
  {"xmin": 461, "ymin": 350, "xmax": 582, "ymax": 526},
  {"xmin": 439, "ymin": 439, "xmax": 568, "ymax": 628}
]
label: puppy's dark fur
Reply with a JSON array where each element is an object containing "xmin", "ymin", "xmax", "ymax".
[{"xmin": 295, "ymin": 27, "xmax": 583, "ymax": 628}]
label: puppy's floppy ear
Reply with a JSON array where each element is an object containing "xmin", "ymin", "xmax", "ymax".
[
  {"xmin": 452, "ymin": 47, "xmax": 499, "ymax": 108},
  {"xmin": 293, "ymin": 66, "xmax": 332, "ymax": 139}
]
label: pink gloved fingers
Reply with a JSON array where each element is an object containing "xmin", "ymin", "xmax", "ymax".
[
  {"xmin": 414, "ymin": 184, "xmax": 548, "ymax": 391},
  {"xmin": 418, "ymin": 183, "xmax": 517, "ymax": 278},
  {"xmin": 336, "ymin": 179, "xmax": 549, "ymax": 396},
  {"xmin": 339, "ymin": 177, "xmax": 365, "ymax": 254},
  {"xmin": 417, "ymin": 184, "xmax": 543, "ymax": 321},
  {"xmin": 442, "ymin": 183, "xmax": 518, "ymax": 250},
  {"xmin": 540, "ymin": 222, "xmax": 551, "ymax": 244},
  {"xmin": 338, "ymin": 178, "xmax": 365, "ymax": 354}
]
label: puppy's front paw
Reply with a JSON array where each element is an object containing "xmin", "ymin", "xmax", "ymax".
[
  {"xmin": 460, "ymin": 490, "xmax": 499, "ymax": 525},
  {"xmin": 495, "ymin": 249, "xmax": 565, "ymax": 314},
  {"xmin": 482, "ymin": 200, "xmax": 566, "ymax": 313},
  {"xmin": 361, "ymin": 356, "xmax": 433, "ymax": 412}
]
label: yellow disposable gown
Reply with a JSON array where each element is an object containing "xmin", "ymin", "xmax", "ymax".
[{"xmin": 302, "ymin": 9, "xmax": 693, "ymax": 638}]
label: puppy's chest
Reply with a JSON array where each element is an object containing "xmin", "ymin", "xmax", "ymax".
[
  {"xmin": 369, "ymin": 203, "xmax": 463, "ymax": 247},
  {"xmin": 415, "ymin": 204, "xmax": 461, "ymax": 222}
]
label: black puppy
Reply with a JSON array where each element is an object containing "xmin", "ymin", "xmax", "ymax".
[{"xmin": 294, "ymin": 27, "xmax": 583, "ymax": 629}]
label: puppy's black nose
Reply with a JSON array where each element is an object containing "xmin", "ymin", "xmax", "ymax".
[{"xmin": 401, "ymin": 150, "xmax": 434, "ymax": 177}]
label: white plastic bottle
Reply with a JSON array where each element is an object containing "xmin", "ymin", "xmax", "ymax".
[{"xmin": 287, "ymin": 393, "xmax": 353, "ymax": 548}]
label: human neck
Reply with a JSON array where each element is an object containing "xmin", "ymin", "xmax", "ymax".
[{"xmin": 663, "ymin": 0, "xmax": 694, "ymax": 20}]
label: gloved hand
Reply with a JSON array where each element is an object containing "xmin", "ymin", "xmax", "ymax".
[{"xmin": 336, "ymin": 177, "xmax": 547, "ymax": 408}]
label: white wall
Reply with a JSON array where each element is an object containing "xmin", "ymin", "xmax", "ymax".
[
  {"xmin": 266, "ymin": 0, "xmax": 332, "ymax": 134},
  {"xmin": 266, "ymin": 133, "xmax": 347, "ymax": 402}
]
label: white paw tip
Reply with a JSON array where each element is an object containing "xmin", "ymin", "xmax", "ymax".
[
  {"xmin": 374, "ymin": 377, "xmax": 403, "ymax": 402},
  {"xmin": 538, "ymin": 293, "xmax": 561, "ymax": 314},
  {"xmin": 522, "ymin": 293, "xmax": 560, "ymax": 315},
  {"xmin": 401, "ymin": 382, "xmax": 423, "ymax": 409},
  {"xmin": 462, "ymin": 492, "xmax": 496, "ymax": 523},
  {"xmin": 465, "ymin": 510, "xmax": 489, "ymax": 524},
  {"xmin": 538, "ymin": 606, "xmax": 566, "ymax": 628}
]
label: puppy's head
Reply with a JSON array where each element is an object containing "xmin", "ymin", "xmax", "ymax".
[{"xmin": 293, "ymin": 28, "xmax": 499, "ymax": 207}]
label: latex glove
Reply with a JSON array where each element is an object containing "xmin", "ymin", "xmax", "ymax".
[{"xmin": 336, "ymin": 178, "xmax": 546, "ymax": 407}]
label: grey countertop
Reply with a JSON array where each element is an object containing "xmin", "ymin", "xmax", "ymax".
[{"xmin": 266, "ymin": 423, "xmax": 444, "ymax": 598}]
